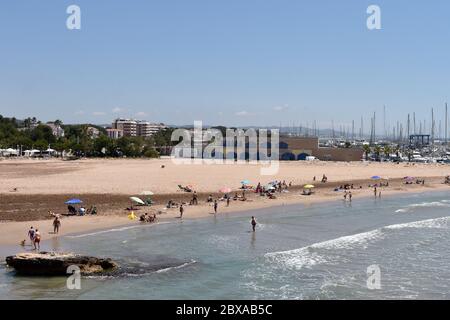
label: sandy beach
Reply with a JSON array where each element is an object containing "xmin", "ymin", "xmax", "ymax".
[{"xmin": 1, "ymin": 158, "xmax": 450, "ymax": 246}]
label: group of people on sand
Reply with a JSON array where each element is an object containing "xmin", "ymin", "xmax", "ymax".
[
  {"xmin": 67, "ymin": 205, "xmax": 97, "ymax": 216},
  {"xmin": 139, "ymin": 212, "xmax": 157, "ymax": 223}
]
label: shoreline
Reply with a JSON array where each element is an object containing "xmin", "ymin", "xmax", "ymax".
[{"xmin": 1, "ymin": 178, "xmax": 449, "ymax": 248}]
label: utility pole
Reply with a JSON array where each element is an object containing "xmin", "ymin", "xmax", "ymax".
[
  {"xmin": 446, "ymin": 102, "xmax": 448, "ymax": 145},
  {"xmin": 360, "ymin": 116, "xmax": 364, "ymax": 140},
  {"xmin": 352, "ymin": 120, "xmax": 355, "ymax": 141},
  {"xmin": 407, "ymin": 114, "xmax": 410, "ymax": 142}
]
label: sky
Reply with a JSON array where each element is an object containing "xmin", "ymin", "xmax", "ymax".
[{"xmin": 0, "ymin": 0, "xmax": 450, "ymax": 132}]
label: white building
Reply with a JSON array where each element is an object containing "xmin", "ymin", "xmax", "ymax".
[
  {"xmin": 112, "ymin": 118, "xmax": 166, "ymax": 138},
  {"xmin": 106, "ymin": 128, "xmax": 124, "ymax": 139},
  {"xmin": 46, "ymin": 122, "xmax": 65, "ymax": 138},
  {"xmin": 112, "ymin": 119, "xmax": 137, "ymax": 137}
]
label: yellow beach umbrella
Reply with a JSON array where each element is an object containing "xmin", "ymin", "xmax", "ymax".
[{"xmin": 303, "ymin": 184, "xmax": 315, "ymax": 189}]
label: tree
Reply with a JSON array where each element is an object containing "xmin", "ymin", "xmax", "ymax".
[
  {"xmin": 373, "ymin": 145, "xmax": 382, "ymax": 161},
  {"xmin": 362, "ymin": 144, "xmax": 371, "ymax": 161},
  {"xmin": 383, "ymin": 145, "xmax": 391, "ymax": 158},
  {"xmin": 34, "ymin": 139, "xmax": 48, "ymax": 151}
]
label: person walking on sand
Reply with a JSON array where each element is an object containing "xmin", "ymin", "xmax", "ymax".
[
  {"xmin": 251, "ymin": 216, "xmax": 257, "ymax": 232},
  {"xmin": 227, "ymin": 196, "xmax": 230, "ymax": 207},
  {"xmin": 53, "ymin": 216, "xmax": 61, "ymax": 234},
  {"xmin": 179, "ymin": 204, "xmax": 184, "ymax": 219},
  {"xmin": 349, "ymin": 191, "xmax": 352, "ymax": 202},
  {"xmin": 213, "ymin": 200, "xmax": 218, "ymax": 214},
  {"xmin": 27, "ymin": 226, "xmax": 35, "ymax": 244},
  {"xmin": 344, "ymin": 191, "xmax": 348, "ymax": 201},
  {"xmin": 33, "ymin": 229, "xmax": 41, "ymax": 251},
  {"xmin": 374, "ymin": 187, "xmax": 377, "ymax": 198}
]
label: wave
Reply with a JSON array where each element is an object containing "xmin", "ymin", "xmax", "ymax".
[
  {"xmin": 155, "ymin": 260, "xmax": 197, "ymax": 273},
  {"xmin": 265, "ymin": 216, "xmax": 450, "ymax": 270},
  {"xmin": 384, "ymin": 216, "xmax": 450, "ymax": 230},
  {"xmin": 66, "ymin": 222, "xmax": 171, "ymax": 239},
  {"xmin": 265, "ymin": 229, "xmax": 384, "ymax": 270},
  {"xmin": 395, "ymin": 201, "xmax": 450, "ymax": 213},
  {"xmin": 395, "ymin": 201, "xmax": 450, "ymax": 212}
]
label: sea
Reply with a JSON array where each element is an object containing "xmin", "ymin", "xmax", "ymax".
[{"xmin": 1, "ymin": 190, "xmax": 450, "ymax": 300}]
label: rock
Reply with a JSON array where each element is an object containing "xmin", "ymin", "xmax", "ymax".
[{"xmin": 5, "ymin": 252, "xmax": 118, "ymax": 276}]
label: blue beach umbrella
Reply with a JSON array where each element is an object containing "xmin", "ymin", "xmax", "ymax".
[
  {"xmin": 241, "ymin": 180, "xmax": 250, "ymax": 185},
  {"xmin": 371, "ymin": 176, "xmax": 381, "ymax": 180},
  {"xmin": 65, "ymin": 198, "xmax": 83, "ymax": 205}
]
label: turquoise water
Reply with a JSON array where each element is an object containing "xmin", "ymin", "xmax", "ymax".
[{"xmin": 2, "ymin": 191, "xmax": 450, "ymax": 299}]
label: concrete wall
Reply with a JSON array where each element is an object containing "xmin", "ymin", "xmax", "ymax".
[{"xmin": 279, "ymin": 137, "xmax": 364, "ymax": 161}]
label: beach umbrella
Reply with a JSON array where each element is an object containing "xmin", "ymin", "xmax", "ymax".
[
  {"xmin": 130, "ymin": 197, "xmax": 145, "ymax": 205},
  {"xmin": 303, "ymin": 184, "xmax": 315, "ymax": 189},
  {"xmin": 265, "ymin": 185, "xmax": 276, "ymax": 190},
  {"xmin": 371, "ymin": 176, "xmax": 381, "ymax": 180},
  {"xmin": 219, "ymin": 187, "xmax": 232, "ymax": 193},
  {"xmin": 65, "ymin": 198, "xmax": 83, "ymax": 205},
  {"xmin": 241, "ymin": 180, "xmax": 250, "ymax": 185},
  {"xmin": 140, "ymin": 191, "xmax": 154, "ymax": 196},
  {"xmin": 404, "ymin": 176, "xmax": 415, "ymax": 181}
]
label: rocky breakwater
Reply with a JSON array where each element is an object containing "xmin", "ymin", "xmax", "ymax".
[{"xmin": 5, "ymin": 252, "xmax": 118, "ymax": 276}]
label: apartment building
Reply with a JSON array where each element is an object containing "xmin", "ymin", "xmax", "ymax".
[
  {"xmin": 111, "ymin": 118, "xmax": 166, "ymax": 138},
  {"xmin": 112, "ymin": 119, "xmax": 137, "ymax": 137}
]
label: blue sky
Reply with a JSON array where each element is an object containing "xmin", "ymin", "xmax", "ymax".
[{"xmin": 0, "ymin": 0, "xmax": 449, "ymax": 132}]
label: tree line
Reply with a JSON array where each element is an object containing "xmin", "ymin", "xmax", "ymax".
[{"xmin": 0, "ymin": 115, "xmax": 175, "ymax": 158}]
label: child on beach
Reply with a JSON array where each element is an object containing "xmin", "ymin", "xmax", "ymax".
[{"xmin": 251, "ymin": 217, "xmax": 257, "ymax": 232}]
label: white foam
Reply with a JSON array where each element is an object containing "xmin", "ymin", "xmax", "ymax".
[
  {"xmin": 265, "ymin": 229, "xmax": 384, "ymax": 270},
  {"xmin": 266, "ymin": 216, "xmax": 450, "ymax": 270},
  {"xmin": 155, "ymin": 260, "xmax": 197, "ymax": 273},
  {"xmin": 395, "ymin": 201, "xmax": 450, "ymax": 213},
  {"xmin": 384, "ymin": 216, "xmax": 450, "ymax": 230}
]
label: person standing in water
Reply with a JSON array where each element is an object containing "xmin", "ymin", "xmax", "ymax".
[
  {"xmin": 251, "ymin": 216, "xmax": 257, "ymax": 232},
  {"xmin": 27, "ymin": 226, "xmax": 35, "ymax": 244},
  {"xmin": 179, "ymin": 204, "xmax": 184, "ymax": 219},
  {"xmin": 349, "ymin": 191, "xmax": 352, "ymax": 202},
  {"xmin": 33, "ymin": 229, "xmax": 41, "ymax": 250},
  {"xmin": 213, "ymin": 200, "xmax": 218, "ymax": 214},
  {"xmin": 53, "ymin": 216, "xmax": 61, "ymax": 234}
]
